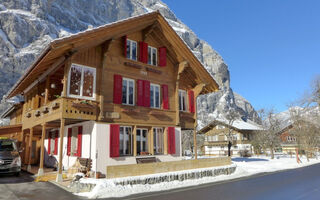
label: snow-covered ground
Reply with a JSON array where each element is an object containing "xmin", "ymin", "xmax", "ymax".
[{"xmin": 76, "ymin": 155, "xmax": 320, "ymax": 199}]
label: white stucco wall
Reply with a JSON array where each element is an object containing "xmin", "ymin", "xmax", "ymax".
[
  {"xmin": 44, "ymin": 122, "xmax": 183, "ymax": 175},
  {"xmin": 44, "ymin": 121, "xmax": 95, "ymax": 170}
]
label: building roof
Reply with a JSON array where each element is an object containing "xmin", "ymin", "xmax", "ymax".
[
  {"xmin": 198, "ymin": 119, "xmax": 263, "ymax": 134},
  {"xmin": 6, "ymin": 11, "xmax": 219, "ymax": 99}
]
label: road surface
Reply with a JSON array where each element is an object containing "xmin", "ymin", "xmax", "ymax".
[
  {"xmin": 122, "ymin": 163, "xmax": 320, "ymax": 200},
  {"xmin": 0, "ymin": 171, "xmax": 82, "ymax": 200}
]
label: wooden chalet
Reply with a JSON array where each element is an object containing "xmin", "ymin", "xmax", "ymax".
[
  {"xmin": 2, "ymin": 11, "xmax": 220, "ymax": 180},
  {"xmin": 198, "ymin": 119, "xmax": 262, "ymax": 156}
]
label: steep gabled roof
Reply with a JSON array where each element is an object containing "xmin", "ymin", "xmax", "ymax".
[
  {"xmin": 6, "ymin": 11, "xmax": 219, "ymax": 99},
  {"xmin": 198, "ymin": 119, "xmax": 263, "ymax": 134}
]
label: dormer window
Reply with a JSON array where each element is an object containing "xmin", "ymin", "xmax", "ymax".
[
  {"xmin": 68, "ymin": 63, "xmax": 96, "ymax": 100},
  {"xmin": 126, "ymin": 39, "xmax": 137, "ymax": 61},
  {"xmin": 148, "ymin": 46, "xmax": 157, "ymax": 66}
]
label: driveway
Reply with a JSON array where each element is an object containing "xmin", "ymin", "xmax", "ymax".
[{"xmin": 0, "ymin": 171, "xmax": 83, "ymax": 200}]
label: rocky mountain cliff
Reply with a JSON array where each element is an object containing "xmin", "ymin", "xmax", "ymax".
[{"xmin": 0, "ymin": 0, "xmax": 260, "ymax": 126}]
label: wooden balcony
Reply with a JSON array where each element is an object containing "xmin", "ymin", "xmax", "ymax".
[{"xmin": 22, "ymin": 97, "xmax": 98, "ymax": 129}]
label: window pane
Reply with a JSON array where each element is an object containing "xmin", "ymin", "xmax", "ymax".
[
  {"xmin": 152, "ymin": 48, "xmax": 157, "ymax": 65},
  {"xmin": 155, "ymin": 86, "xmax": 160, "ymax": 108},
  {"xmin": 129, "ymin": 81, "xmax": 134, "ymax": 105},
  {"xmin": 122, "ymin": 80, "xmax": 127, "ymax": 104},
  {"xmin": 119, "ymin": 127, "xmax": 124, "ymax": 155},
  {"xmin": 132, "ymin": 42, "xmax": 137, "ymax": 60},
  {"xmin": 126, "ymin": 40, "xmax": 130, "ymax": 59},
  {"xmin": 179, "ymin": 91, "xmax": 182, "ymax": 110},
  {"xmin": 182, "ymin": 93, "xmax": 186, "ymax": 111},
  {"xmin": 150, "ymin": 85, "xmax": 154, "ymax": 108},
  {"xmin": 71, "ymin": 128, "xmax": 78, "ymax": 156},
  {"xmin": 148, "ymin": 47, "xmax": 152, "ymax": 65},
  {"xmin": 82, "ymin": 67, "xmax": 95, "ymax": 97},
  {"xmin": 69, "ymin": 65, "xmax": 82, "ymax": 96}
]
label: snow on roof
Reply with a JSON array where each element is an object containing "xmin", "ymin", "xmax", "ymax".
[
  {"xmin": 199, "ymin": 118, "xmax": 263, "ymax": 134},
  {"xmin": 231, "ymin": 119, "xmax": 263, "ymax": 131}
]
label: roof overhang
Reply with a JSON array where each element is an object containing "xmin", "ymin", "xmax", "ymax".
[
  {"xmin": 0, "ymin": 124, "xmax": 22, "ymax": 135},
  {"xmin": 6, "ymin": 11, "xmax": 219, "ymax": 99}
]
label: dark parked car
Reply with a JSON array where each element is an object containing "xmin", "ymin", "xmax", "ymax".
[{"xmin": 0, "ymin": 138, "xmax": 21, "ymax": 176}]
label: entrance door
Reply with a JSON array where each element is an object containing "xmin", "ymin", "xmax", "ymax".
[{"xmin": 136, "ymin": 129, "xmax": 148, "ymax": 155}]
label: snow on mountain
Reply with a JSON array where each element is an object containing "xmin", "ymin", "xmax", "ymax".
[{"xmin": 0, "ymin": 0, "xmax": 260, "ymax": 125}]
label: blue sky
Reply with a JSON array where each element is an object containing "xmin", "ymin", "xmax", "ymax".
[{"xmin": 163, "ymin": 0, "xmax": 320, "ymax": 112}]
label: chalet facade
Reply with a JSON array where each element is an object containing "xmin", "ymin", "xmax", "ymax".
[
  {"xmin": 1, "ymin": 12, "xmax": 219, "ymax": 180},
  {"xmin": 198, "ymin": 120, "xmax": 262, "ymax": 156}
]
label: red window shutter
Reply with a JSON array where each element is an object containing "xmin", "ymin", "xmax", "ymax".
[
  {"xmin": 113, "ymin": 74, "xmax": 123, "ymax": 104},
  {"xmin": 54, "ymin": 130, "xmax": 59, "ymax": 155},
  {"xmin": 137, "ymin": 80, "xmax": 144, "ymax": 106},
  {"xmin": 48, "ymin": 132, "xmax": 51, "ymax": 155},
  {"xmin": 77, "ymin": 126, "xmax": 82, "ymax": 157},
  {"xmin": 167, "ymin": 127, "xmax": 176, "ymax": 154},
  {"xmin": 67, "ymin": 128, "xmax": 72, "ymax": 156},
  {"xmin": 143, "ymin": 80, "xmax": 150, "ymax": 107},
  {"xmin": 188, "ymin": 90, "xmax": 195, "ymax": 113},
  {"xmin": 139, "ymin": 42, "xmax": 148, "ymax": 63},
  {"xmin": 159, "ymin": 47, "xmax": 167, "ymax": 67},
  {"xmin": 162, "ymin": 84, "xmax": 169, "ymax": 110},
  {"xmin": 110, "ymin": 124, "xmax": 120, "ymax": 157},
  {"xmin": 123, "ymin": 35, "xmax": 127, "ymax": 58}
]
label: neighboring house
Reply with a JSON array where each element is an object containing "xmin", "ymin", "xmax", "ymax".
[
  {"xmin": 198, "ymin": 119, "xmax": 262, "ymax": 156},
  {"xmin": 279, "ymin": 124, "xmax": 297, "ymax": 155},
  {"xmin": 0, "ymin": 11, "xmax": 219, "ymax": 180}
]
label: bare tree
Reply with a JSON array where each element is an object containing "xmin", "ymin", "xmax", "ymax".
[
  {"xmin": 289, "ymin": 107, "xmax": 320, "ymax": 161},
  {"xmin": 225, "ymin": 109, "xmax": 240, "ymax": 157},
  {"xmin": 251, "ymin": 108, "xmax": 281, "ymax": 159}
]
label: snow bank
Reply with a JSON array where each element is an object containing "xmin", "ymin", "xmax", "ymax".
[{"xmin": 76, "ymin": 155, "xmax": 320, "ymax": 199}]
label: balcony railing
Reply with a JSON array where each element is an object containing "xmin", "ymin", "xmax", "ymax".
[{"xmin": 22, "ymin": 97, "xmax": 98, "ymax": 129}]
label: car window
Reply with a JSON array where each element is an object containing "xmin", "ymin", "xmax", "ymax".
[{"xmin": 0, "ymin": 140, "xmax": 16, "ymax": 151}]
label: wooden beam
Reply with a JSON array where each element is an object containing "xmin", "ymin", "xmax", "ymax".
[
  {"xmin": 56, "ymin": 118, "xmax": 65, "ymax": 182},
  {"xmin": 133, "ymin": 125, "xmax": 137, "ymax": 157},
  {"xmin": 27, "ymin": 127, "xmax": 34, "ymax": 172},
  {"xmin": 44, "ymin": 76, "xmax": 50, "ymax": 105},
  {"xmin": 62, "ymin": 58, "xmax": 71, "ymax": 97},
  {"xmin": 175, "ymin": 61, "xmax": 188, "ymax": 126},
  {"xmin": 99, "ymin": 39, "xmax": 115, "ymax": 120},
  {"xmin": 23, "ymin": 56, "xmax": 66, "ymax": 95},
  {"xmin": 193, "ymin": 83, "xmax": 206, "ymax": 97},
  {"xmin": 38, "ymin": 123, "xmax": 46, "ymax": 176},
  {"xmin": 150, "ymin": 127, "xmax": 154, "ymax": 155},
  {"xmin": 142, "ymin": 22, "xmax": 159, "ymax": 41},
  {"xmin": 164, "ymin": 127, "xmax": 168, "ymax": 155}
]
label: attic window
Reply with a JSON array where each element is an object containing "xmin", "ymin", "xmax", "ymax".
[
  {"xmin": 148, "ymin": 46, "xmax": 157, "ymax": 66},
  {"xmin": 126, "ymin": 39, "xmax": 137, "ymax": 61},
  {"xmin": 68, "ymin": 63, "xmax": 96, "ymax": 100}
]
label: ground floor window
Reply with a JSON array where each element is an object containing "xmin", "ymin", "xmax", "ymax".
[
  {"xmin": 48, "ymin": 130, "xmax": 58, "ymax": 155},
  {"xmin": 137, "ymin": 129, "xmax": 148, "ymax": 155},
  {"xmin": 119, "ymin": 126, "xmax": 132, "ymax": 156},
  {"xmin": 153, "ymin": 128, "xmax": 163, "ymax": 154}
]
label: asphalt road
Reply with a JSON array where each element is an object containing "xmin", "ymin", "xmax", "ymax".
[
  {"xmin": 0, "ymin": 171, "xmax": 82, "ymax": 200},
  {"xmin": 121, "ymin": 163, "xmax": 320, "ymax": 200},
  {"xmin": 1, "ymin": 164, "xmax": 319, "ymax": 200}
]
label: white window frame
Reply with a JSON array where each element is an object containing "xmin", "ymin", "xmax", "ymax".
[
  {"xmin": 148, "ymin": 46, "xmax": 157, "ymax": 66},
  {"xmin": 119, "ymin": 126, "xmax": 133, "ymax": 156},
  {"xmin": 67, "ymin": 63, "xmax": 96, "ymax": 100},
  {"xmin": 153, "ymin": 127, "xmax": 164, "ymax": 154},
  {"xmin": 127, "ymin": 39, "xmax": 137, "ymax": 61},
  {"xmin": 179, "ymin": 89, "xmax": 187, "ymax": 111},
  {"xmin": 150, "ymin": 83, "xmax": 160, "ymax": 109},
  {"xmin": 136, "ymin": 128, "xmax": 148, "ymax": 155},
  {"xmin": 70, "ymin": 126, "xmax": 79, "ymax": 157},
  {"xmin": 122, "ymin": 78, "xmax": 135, "ymax": 106},
  {"xmin": 48, "ymin": 131, "xmax": 57, "ymax": 155}
]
